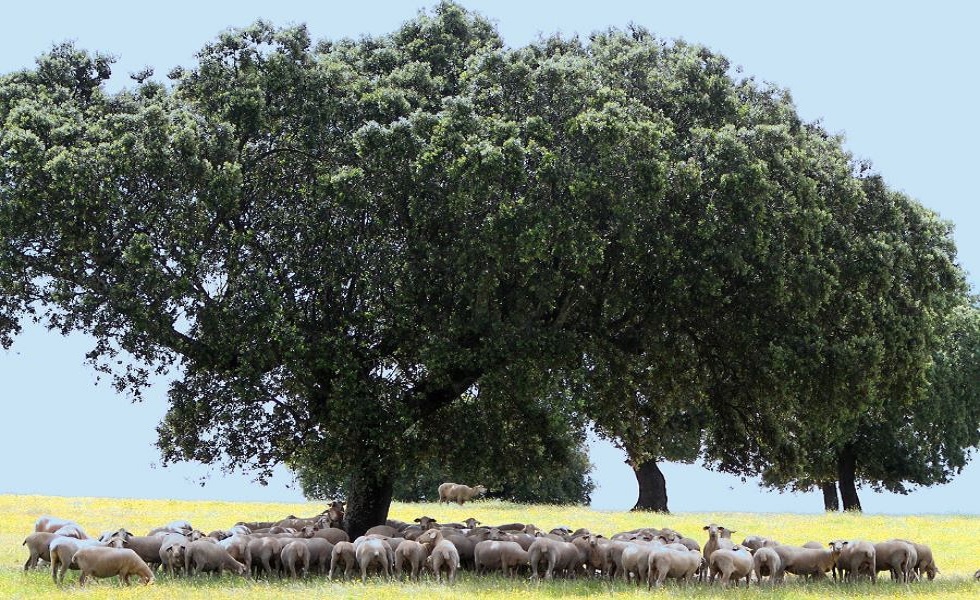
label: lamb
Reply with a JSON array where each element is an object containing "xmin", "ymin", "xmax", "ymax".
[
  {"xmin": 23, "ymin": 532, "xmax": 58, "ymax": 570},
  {"xmin": 394, "ymin": 539, "xmax": 429, "ymax": 580},
  {"xmin": 417, "ymin": 529, "xmax": 460, "ymax": 583},
  {"xmin": 874, "ymin": 539, "xmax": 917, "ymax": 583},
  {"xmin": 708, "ymin": 545, "xmax": 753, "ymax": 587},
  {"xmin": 753, "ymin": 546, "xmax": 781, "ymax": 585},
  {"xmin": 280, "ymin": 540, "xmax": 311, "ymax": 578},
  {"xmin": 355, "ymin": 537, "xmax": 393, "ymax": 581},
  {"xmin": 647, "ymin": 546, "xmax": 702, "ymax": 588},
  {"xmin": 72, "ymin": 546, "xmax": 154, "ymax": 586},
  {"xmin": 439, "ymin": 483, "xmax": 487, "ymax": 505},
  {"xmin": 329, "ymin": 541, "xmax": 357, "ymax": 579}
]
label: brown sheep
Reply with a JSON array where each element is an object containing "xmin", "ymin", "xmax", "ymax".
[
  {"xmin": 444, "ymin": 483, "xmax": 487, "ymax": 505},
  {"xmin": 329, "ymin": 541, "xmax": 357, "ymax": 579},
  {"xmin": 648, "ymin": 547, "xmax": 702, "ymax": 588},
  {"xmin": 753, "ymin": 546, "xmax": 781, "ymax": 585},
  {"xmin": 394, "ymin": 539, "xmax": 428, "ymax": 580},
  {"xmin": 835, "ymin": 540, "xmax": 876, "ymax": 583},
  {"xmin": 280, "ymin": 540, "xmax": 311, "ymax": 579},
  {"xmin": 897, "ymin": 539, "xmax": 939, "ymax": 581},
  {"xmin": 474, "ymin": 540, "xmax": 528, "ymax": 577},
  {"xmin": 417, "ymin": 529, "xmax": 460, "ymax": 583},
  {"xmin": 51, "ymin": 537, "xmax": 124, "ymax": 584},
  {"xmin": 355, "ymin": 537, "xmax": 393, "ymax": 581},
  {"xmin": 22, "ymin": 532, "xmax": 58, "ymax": 570},
  {"xmin": 185, "ymin": 540, "xmax": 246, "ymax": 577},
  {"xmin": 73, "ymin": 546, "xmax": 154, "ymax": 586},
  {"xmin": 34, "ymin": 516, "xmax": 78, "ymax": 534},
  {"xmin": 874, "ymin": 539, "xmax": 917, "ymax": 583},
  {"xmin": 709, "ymin": 546, "xmax": 753, "ymax": 587}
]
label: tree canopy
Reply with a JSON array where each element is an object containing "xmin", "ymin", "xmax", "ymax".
[{"xmin": 0, "ymin": 2, "xmax": 972, "ymax": 532}]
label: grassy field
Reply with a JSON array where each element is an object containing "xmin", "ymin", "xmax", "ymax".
[{"xmin": 1, "ymin": 494, "xmax": 977, "ymax": 598}]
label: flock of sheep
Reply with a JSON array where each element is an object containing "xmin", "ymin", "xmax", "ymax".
[{"xmin": 18, "ymin": 483, "xmax": 970, "ymax": 588}]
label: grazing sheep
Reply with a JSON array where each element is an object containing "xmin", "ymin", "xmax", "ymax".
[
  {"xmin": 355, "ymin": 538, "xmax": 393, "ymax": 581},
  {"xmin": 618, "ymin": 542, "xmax": 657, "ymax": 584},
  {"xmin": 294, "ymin": 538, "xmax": 334, "ymax": 576},
  {"xmin": 51, "ymin": 536, "xmax": 123, "ymax": 584},
  {"xmin": 647, "ymin": 547, "xmax": 701, "ymax": 588},
  {"xmin": 897, "ymin": 539, "xmax": 938, "ymax": 581},
  {"xmin": 122, "ymin": 535, "xmax": 168, "ymax": 571},
  {"xmin": 329, "ymin": 541, "xmax": 357, "ymax": 579},
  {"xmin": 394, "ymin": 539, "xmax": 428, "ymax": 580},
  {"xmin": 365, "ymin": 525, "xmax": 399, "ymax": 538},
  {"xmin": 874, "ymin": 540, "xmax": 917, "ymax": 583},
  {"xmin": 73, "ymin": 546, "xmax": 154, "ymax": 586},
  {"xmin": 835, "ymin": 540, "xmax": 876, "ymax": 583},
  {"xmin": 474, "ymin": 540, "xmax": 528, "ymax": 577},
  {"xmin": 184, "ymin": 540, "xmax": 247, "ymax": 577},
  {"xmin": 774, "ymin": 544, "xmax": 841, "ymax": 581},
  {"xmin": 300, "ymin": 525, "xmax": 349, "ymax": 544},
  {"xmin": 23, "ymin": 532, "xmax": 58, "ymax": 570},
  {"xmin": 708, "ymin": 545, "xmax": 753, "ymax": 587},
  {"xmin": 245, "ymin": 536, "xmax": 286, "ymax": 578},
  {"xmin": 444, "ymin": 483, "xmax": 487, "ymax": 505},
  {"xmin": 34, "ymin": 516, "xmax": 79, "ymax": 534},
  {"xmin": 752, "ymin": 546, "xmax": 781, "ymax": 585},
  {"xmin": 280, "ymin": 540, "xmax": 311, "ymax": 579}
]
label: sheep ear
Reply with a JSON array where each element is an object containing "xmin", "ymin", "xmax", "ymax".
[
  {"xmin": 413, "ymin": 518, "xmax": 421, "ymax": 523},
  {"xmin": 702, "ymin": 525, "xmax": 710, "ymax": 530}
]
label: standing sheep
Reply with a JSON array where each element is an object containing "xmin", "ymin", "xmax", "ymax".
[
  {"xmin": 647, "ymin": 547, "xmax": 702, "ymax": 588},
  {"xmin": 355, "ymin": 538, "xmax": 393, "ymax": 581},
  {"xmin": 708, "ymin": 545, "xmax": 753, "ymax": 587},
  {"xmin": 73, "ymin": 546, "xmax": 154, "ymax": 586},
  {"xmin": 442, "ymin": 483, "xmax": 487, "ymax": 505},
  {"xmin": 753, "ymin": 546, "xmax": 781, "ymax": 585},
  {"xmin": 329, "ymin": 541, "xmax": 357, "ymax": 579},
  {"xmin": 23, "ymin": 532, "xmax": 58, "ymax": 570},
  {"xmin": 280, "ymin": 540, "xmax": 311, "ymax": 579},
  {"xmin": 394, "ymin": 539, "xmax": 429, "ymax": 580},
  {"xmin": 184, "ymin": 539, "xmax": 247, "ymax": 577},
  {"xmin": 417, "ymin": 529, "xmax": 460, "ymax": 583}
]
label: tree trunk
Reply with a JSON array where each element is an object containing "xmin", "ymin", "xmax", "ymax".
[
  {"xmin": 343, "ymin": 468, "xmax": 394, "ymax": 540},
  {"xmin": 631, "ymin": 459, "xmax": 669, "ymax": 513},
  {"xmin": 837, "ymin": 446, "xmax": 862, "ymax": 512},
  {"xmin": 821, "ymin": 481, "xmax": 840, "ymax": 511}
]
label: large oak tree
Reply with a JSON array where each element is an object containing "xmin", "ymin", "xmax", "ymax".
[{"xmin": 1, "ymin": 3, "xmax": 970, "ymax": 532}]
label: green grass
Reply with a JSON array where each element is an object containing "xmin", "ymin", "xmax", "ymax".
[{"xmin": 2, "ymin": 494, "xmax": 977, "ymax": 598}]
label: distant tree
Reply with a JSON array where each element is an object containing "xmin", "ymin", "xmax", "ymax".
[
  {"xmin": 763, "ymin": 301, "xmax": 980, "ymax": 510},
  {"xmin": 0, "ymin": 3, "xmax": 970, "ymax": 537}
]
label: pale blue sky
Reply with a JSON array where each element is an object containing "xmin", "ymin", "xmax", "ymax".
[{"xmin": 1, "ymin": 1, "xmax": 977, "ymax": 513}]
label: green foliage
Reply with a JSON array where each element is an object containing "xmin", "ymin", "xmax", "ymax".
[{"xmin": 0, "ymin": 2, "xmax": 973, "ymax": 527}]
